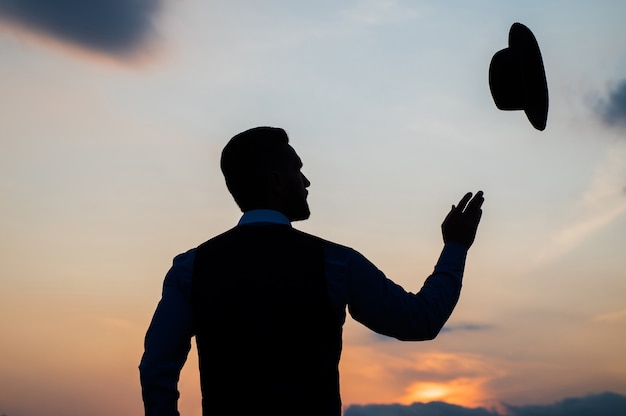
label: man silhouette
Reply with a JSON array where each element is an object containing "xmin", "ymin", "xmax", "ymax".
[{"xmin": 139, "ymin": 126, "xmax": 484, "ymax": 416}]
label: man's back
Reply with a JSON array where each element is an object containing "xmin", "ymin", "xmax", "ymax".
[{"xmin": 192, "ymin": 224, "xmax": 343, "ymax": 415}]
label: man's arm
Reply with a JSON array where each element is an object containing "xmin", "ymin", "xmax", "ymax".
[
  {"xmin": 139, "ymin": 249, "xmax": 196, "ymax": 416},
  {"xmin": 339, "ymin": 191, "xmax": 484, "ymax": 341}
]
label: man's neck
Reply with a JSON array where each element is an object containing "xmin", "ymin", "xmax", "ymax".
[{"xmin": 238, "ymin": 209, "xmax": 291, "ymax": 226}]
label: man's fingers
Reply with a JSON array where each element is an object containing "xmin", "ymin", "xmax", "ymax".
[
  {"xmin": 452, "ymin": 191, "xmax": 484, "ymax": 217},
  {"xmin": 455, "ymin": 192, "xmax": 473, "ymax": 212},
  {"xmin": 465, "ymin": 191, "xmax": 484, "ymax": 213},
  {"xmin": 469, "ymin": 206, "xmax": 483, "ymax": 223}
]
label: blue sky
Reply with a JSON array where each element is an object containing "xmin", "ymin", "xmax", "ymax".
[{"xmin": 1, "ymin": 1, "xmax": 625, "ymax": 415}]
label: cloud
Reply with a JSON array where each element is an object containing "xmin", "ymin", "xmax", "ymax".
[
  {"xmin": 592, "ymin": 308, "xmax": 626, "ymax": 323},
  {"xmin": 344, "ymin": 392, "xmax": 626, "ymax": 416},
  {"xmin": 535, "ymin": 199, "xmax": 626, "ymax": 264},
  {"xmin": 440, "ymin": 323, "xmax": 494, "ymax": 333},
  {"xmin": 340, "ymin": 345, "xmax": 506, "ymax": 410},
  {"xmin": 370, "ymin": 323, "xmax": 492, "ymax": 342},
  {"xmin": 533, "ymin": 143, "xmax": 626, "ymax": 265},
  {"xmin": 595, "ymin": 79, "xmax": 626, "ymax": 129},
  {"xmin": 0, "ymin": 0, "xmax": 162, "ymax": 56},
  {"xmin": 505, "ymin": 392, "xmax": 626, "ymax": 416},
  {"xmin": 346, "ymin": 401, "xmax": 496, "ymax": 416}
]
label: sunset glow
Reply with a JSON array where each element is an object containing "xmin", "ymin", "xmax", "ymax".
[{"xmin": 398, "ymin": 378, "xmax": 490, "ymax": 408}]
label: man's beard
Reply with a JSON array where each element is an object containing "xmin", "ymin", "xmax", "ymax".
[{"xmin": 288, "ymin": 198, "xmax": 310, "ymax": 222}]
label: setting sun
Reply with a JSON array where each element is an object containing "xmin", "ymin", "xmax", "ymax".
[
  {"xmin": 405, "ymin": 382, "xmax": 449, "ymax": 401},
  {"xmin": 398, "ymin": 378, "xmax": 490, "ymax": 409}
]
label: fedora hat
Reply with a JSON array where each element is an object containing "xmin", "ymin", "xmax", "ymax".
[{"xmin": 489, "ymin": 22, "xmax": 549, "ymax": 131}]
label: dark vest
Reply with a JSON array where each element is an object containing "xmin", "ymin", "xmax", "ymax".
[{"xmin": 192, "ymin": 225, "xmax": 343, "ymax": 415}]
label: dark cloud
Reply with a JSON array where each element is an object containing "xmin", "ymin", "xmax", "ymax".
[
  {"xmin": 505, "ymin": 392, "xmax": 626, "ymax": 416},
  {"xmin": 370, "ymin": 323, "xmax": 493, "ymax": 343},
  {"xmin": 595, "ymin": 79, "xmax": 626, "ymax": 129},
  {"xmin": 345, "ymin": 401, "xmax": 497, "ymax": 416},
  {"xmin": 440, "ymin": 323, "xmax": 494, "ymax": 333},
  {"xmin": 344, "ymin": 392, "xmax": 626, "ymax": 416},
  {"xmin": 0, "ymin": 0, "xmax": 162, "ymax": 55}
]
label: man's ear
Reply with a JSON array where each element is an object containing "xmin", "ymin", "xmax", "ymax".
[{"xmin": 267, "ymin": 171, "xmax": 285, "ymax": 195}]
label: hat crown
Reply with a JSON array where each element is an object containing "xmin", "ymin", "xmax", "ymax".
[{"xmin": 489, "ymin": 48, "xmax": 524, "ymax": 111}]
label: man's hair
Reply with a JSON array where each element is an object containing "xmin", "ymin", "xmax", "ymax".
[{"xmin": 220, "ymin": 126, "xmax": 290, "ymax": 212}]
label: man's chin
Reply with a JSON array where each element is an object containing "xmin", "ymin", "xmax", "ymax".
[
  {"xmin": 289, "ymin": 206, "xmax": 311, "ymax": 222},
  {"xmin": 290, "ymin": 213, "xmax": 310, "ymax": 222}
]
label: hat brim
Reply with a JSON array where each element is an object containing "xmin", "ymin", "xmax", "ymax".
[{"xmin": 509, "ymin": 23, "xmax": 549, "ymax": 131}]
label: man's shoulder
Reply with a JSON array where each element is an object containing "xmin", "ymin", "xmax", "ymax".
[
  {"xmin": 197, "ymin": 227, "xmax": 238, "ymax": 246},
  {"xmin": 291, "ymin": 228, "xmax": 356, "ymax": 254},
  {"xmin": 193, "ymin": 225, "xmax": 358, "ymax": 257},
  {"xmin": 171, "ymin": 245, "xmax": 197, "ymax": 265}
]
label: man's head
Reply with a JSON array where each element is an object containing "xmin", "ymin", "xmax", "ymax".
[{"xmin": 220, "ymin": 126, "xmax": 311, "ymax": 221}]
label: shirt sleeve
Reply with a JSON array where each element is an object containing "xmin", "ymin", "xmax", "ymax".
[
  {"xmin": 139, "ymin": 249, "xmax": 196, "ymax": 416},
  {"xmin": 327, "ymin": 242, "xmax": 466, "ymax": 341}
]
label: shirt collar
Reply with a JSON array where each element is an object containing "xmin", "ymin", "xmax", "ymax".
[{"xmin": 237, "ymin": 209, "xmax": 292, "ymax": 227}]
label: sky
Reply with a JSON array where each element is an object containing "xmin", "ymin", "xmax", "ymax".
[{"xmin": 1, "ymin": 1, "xmax": 625, "ymax": 415}]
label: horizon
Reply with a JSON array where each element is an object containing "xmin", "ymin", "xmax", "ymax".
[{"xmin": 344, "ymin": 391, "xmax": 626, "ymax": 416}]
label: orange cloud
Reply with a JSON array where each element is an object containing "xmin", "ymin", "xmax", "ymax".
[
  {"xmin": 592, "ymin": 308, "xmax": 626, "ymax": 323},
  {"xmin": 393, "ymin": 350, "xmax": 506, "ymax": 410},
  {"xmin": 340, "ymin": 344, "xmax": 506, "ymax": 411}
]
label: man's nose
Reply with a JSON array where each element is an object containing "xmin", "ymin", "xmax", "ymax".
[{"xmin": 302, "ymin": 174, "xmax": 311, "ymax": 187}]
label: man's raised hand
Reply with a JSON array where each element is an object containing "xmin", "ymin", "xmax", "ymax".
[{"xmin": 441, "ymin": 191, "xmax": 484, "ymax": 249}]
